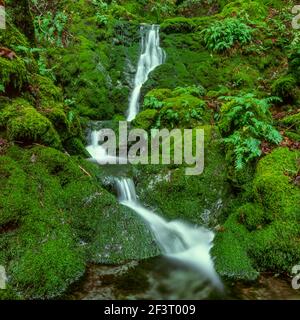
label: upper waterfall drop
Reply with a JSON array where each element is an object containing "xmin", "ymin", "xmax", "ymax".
[{"xmin": 127, "ymin": 24, "xmax": 166, "ymax": 122}]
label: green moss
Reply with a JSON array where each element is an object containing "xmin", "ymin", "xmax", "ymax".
[
  {"xmin": 0, "ymin": 98, "xmax": 62, "ymax": 149},
  {"xmin": 212, "ymin": 212, "xmax": 259, "ymax": 280},
  {"xmin": 253, "ymin": 148, "xmax": 299, "ymax": 214},
  {"xmin": 0, "ymin": 17, "xmax": 29, "ymax": 48},
  {"xmin": 145, "ymin": 88, "xmax": 173, "ymax": 101},
  {"xmin": 0, "ymin": 157, "xmax": 26, "ymax": 225},
  {"xmin": 11, "ymin": 238, "xmax": 85, "ymax": 299},
  {"xmin": 236, "ymin": 203, "xmax": 273, "ymax": 232},
  {"xmin": 279, "ymin": 112, "xmax": 300, "ymax": 134},
  {"xmin": 161, "ymin": 17, "xmax": 197, "ymax": 34},
  {"xmin": 0, "ymin": 145, "xmax": 159, "ymax": 299},
  {"xmin": 141, "ymin": 87, "xmax": 211, "ymax": 129},
  {"xmin": 249, "ymin": 221, "xmax": 300, "ymax": 271},
  {"xmin": 221, "ymin": 0, "xmax": 268, "ymax": 20},
  {"xmin": 135, "ymin": 126, "xmax": 231, "ymax": 224},
  {"xmin": 0, "ymin": 56, "xmax": 27, "ymax": 91},
  {"xmin": 214, "ymin": 147, "xmax": 300, "ymax": 278},
  {"xmin": 271, "ymin": 75, "xmax": 297, "ymax": 102},
  {"xmin": 133, "ymin": 109, "xmax": 158, "ymax": 130}
]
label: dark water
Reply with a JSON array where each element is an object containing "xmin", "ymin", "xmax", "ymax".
[{"xmin": 67, "ymin": 257, "xmax": 300, "ymax": 300}]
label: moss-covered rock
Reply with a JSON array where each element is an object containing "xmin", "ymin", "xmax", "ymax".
[
  {"xmin": 135, "ymin": 125, "xmax": 231, "ymax": 225},
  {"xmin": 0, "ymin": 98, "xmax": 62, "ymax": 149},
  {"xmin": 133, "ymin": 109, "xmax": 158, "ymax": 130},
  {"xmin": 213, "ymin": 147, "xmax": 300, "ymax": 280},
  {"xmin": 0, "ymin": 145, "xmax": 159, "ymax": 299},
  {"xmin": 0, "ymin": 56, "xmax": 27, "ymax": 92},
  {"xmin": 271, "ymin": 75, "xmax": 297, "ymax": 102}
]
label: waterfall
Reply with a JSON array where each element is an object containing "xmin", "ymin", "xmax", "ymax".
[
  {"xmin": 115, "ymin": 178, "xmax": 223, "ymax": 291},
  {"xmin": 85, "ymin": 23, "xmax": 223, "ymax": 293},
  {"xmin": 127, "ymin": 24, "xmax": 165, "ymax": 122}
]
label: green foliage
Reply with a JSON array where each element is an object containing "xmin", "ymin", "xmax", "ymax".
[
  {"xmin": 221, "ymin": 0, "xmax": 268, "ymax": 20},
  {"xmin": 173, "ymin": 85, "xmax": 206, "ymax": 97},
  {"xmin": 92, "ymin": 0, "xmax": 110, "ymax": 27},
  {"xmin": 13, "ymin": 46, "xmax": 56, "ymax": 80},
  {"xmin": 202, "ymin": 18, "xmax": 253, "ymax": 52},
  {"xmin": 34, "ymin": 11, "xmax": 68, "ymax": 47},
  {"xmin": 219, "ymin": 94, "xmax": 282, "ymax": 170},
  {"xmin": 144, "ymin": 95, "xmax": 165, "ymax": 110},
  {"xmin": 149, "ymin": 0, "xmax": 176, "ymax": 22}
]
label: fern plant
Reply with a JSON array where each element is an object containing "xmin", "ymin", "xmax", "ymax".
[
  {"xmin": 201, "ymin": 18, "xmax": 253, "ymax": 52},
  {"xmin": 173, "ymin": 85, "xmax": 206, "ymax": 97},
  {"xmin": 219, "ymin": 94, "xmax": 282, "ymax": 170},
  {"xmin": 34, "ymin": 11, "xmax": 68, "ymax": 47},
  {"xmin": 144, "ymin": 96, "xmax": 165, "ymax": 110}
]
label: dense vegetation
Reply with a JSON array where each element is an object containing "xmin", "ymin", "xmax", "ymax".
[{"xmin": 0, "ymin": 0, "xmax": 299, "ymax": 299}]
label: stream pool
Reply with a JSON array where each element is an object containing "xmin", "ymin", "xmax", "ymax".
[{"xmin": 67, "ymin": 257, "xmax": 300, "ymax": 300}]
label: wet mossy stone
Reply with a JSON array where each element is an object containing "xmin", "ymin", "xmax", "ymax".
[
  {"xmin": 135, "ymin": 125, "xmax": 231, "ymax": 225},
  {"xmin": 0, "ymin": 98, "xmax": 62, "ymax": 149},
  {"xmin": 212, "ymin": 211, "xmax": 259, "ymax": 281},
  {"xmin": 252, "ymin": 147, "xmax": 299, "ymax": 215},
  {"xmin": 0, "ymin": 145, "xmax": 160, "ymax": 298}
]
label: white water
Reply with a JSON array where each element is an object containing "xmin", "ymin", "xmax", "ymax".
[
  {"xmin": 127, "ymin": 24, "xmax": 165, "ymax": 122},
  {"xmin": 86, "ymin": 24, "xmax": 223, "ymax": 292},
  {"xmin": 115, "ymin": 178, "xmax": 223, "ymax": 291},
  {"xmin": 86, "ymin": 131, "xmax": 118, "ymax": 164}
]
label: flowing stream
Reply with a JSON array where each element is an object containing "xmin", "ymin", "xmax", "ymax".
[
  {"xmin": 115, "ymin": 178, "xmax": 223, "ymax": 290},
  {"xmin": 127, "ymin": 24, "xmax": 165, "ymax": 121},
  {"xmin": 85, "ymin": 24, "xmax": 223, "ymax": 298}
]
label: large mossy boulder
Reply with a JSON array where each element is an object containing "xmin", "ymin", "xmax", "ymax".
[
  {"xmin": 134, "ymin": 86, "xmax": 210, "ymax": 130},
  {"xmin": 0, "ymin": 98, "xmax": 62, "ymax": 149},
  {"xmin": 213, "ymin": 147, "xmax": 300, "ymax": 280},
  {"xmin": 0, "ymin": 146, "xmax": 158, "ymax": 299},
  {"xmin": 134, "ymin": 125, "xmax": 232, "ymax": 226}
]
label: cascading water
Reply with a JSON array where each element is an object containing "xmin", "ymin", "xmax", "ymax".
[
  {"xmin": 127, "ymin": 24, "xmax": 165, "ymax": 122},
  {"xmin": 85, "ymin": 24, "xmax": 223, "ymax": 295},
  {"xmin": 115, "ymin": 178, "xmax": 223, "ymax": 291}
]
